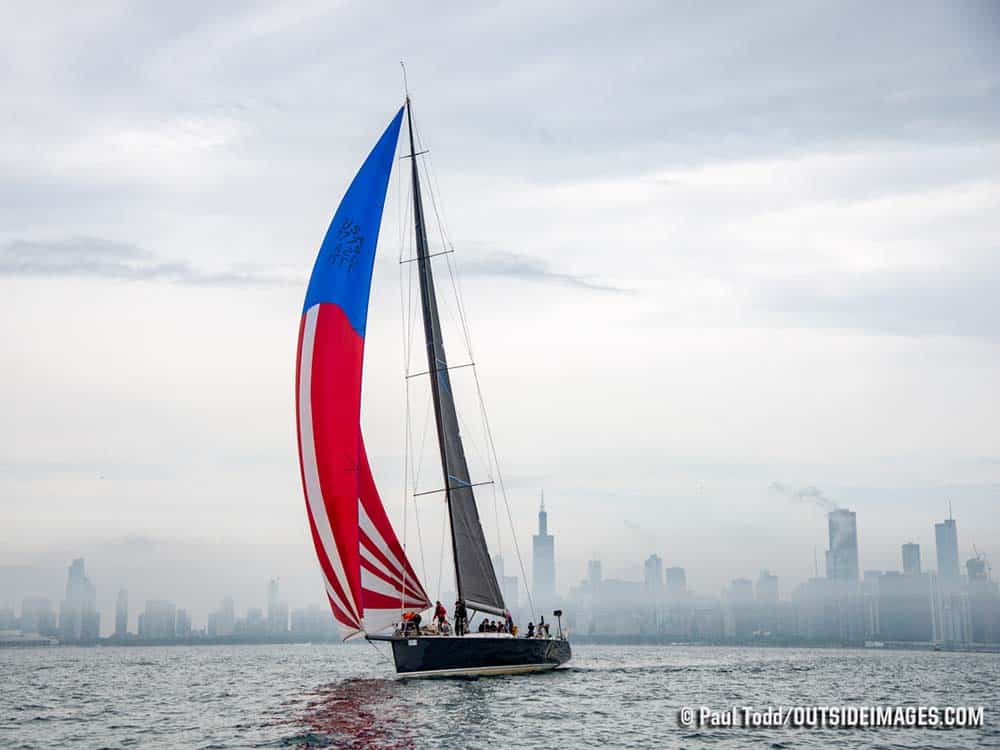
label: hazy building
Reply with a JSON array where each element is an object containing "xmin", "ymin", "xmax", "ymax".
[
  {"xmin": 140, "ymin": 600, "xmax": 177, "ymax": 639},
  {"xmin": 643, "ymin": 554, "xmax": 663, "ymax": 591},
  {"xmin": 59, "ymin": 558, "xmax": 99, "ymax": 641},
  {"xmin": 244, "ymin": 607, "xmax": 266, "ymax": 636},
  {"xmin": 728, "ymin": 579, "xmax": 754, "ymax": 605},
  {"xmin": 967, "ymin": 557, "xmax": 988, "ymax": 582},
  {"xmin": 587, "ymin": 560, "xmax": 602, "ymax": 591},
  {"xmin": 531, "ymin": 495, "xmax": 556, "ymax": 610},
  {"xmin": 114, "ymin": 589, "xmax": 128, "ymax": 637},
  {"xmin": 792, "ymin": 577, "xmax": 867, "ymax": 644},
  {"xmin": 175, "ymin": 609, "xmax": 192, "ymax": 638},
  {"xmin": 267, "ymin": 579, "xmax": 289, "ymax": 635},
  {"xmin": 0, "ymin": 605, "xmax": 14, "ymax": 630},
  {"xmin": 212, "ymin": 597, "xmax": 235, "ymax": 637},
  {"xmin": 877, "ymin": 572, "xmax": 933, "ymax": 641},
  {"xmin": 756, "ymin": 570, "xmax": 779, "ymax": 603},
  {"xmin": 902, "ymin": 543, "xmax": 921, "ymax": 575},
  {"xmin": 826, "ymin": 509, "xmax": 859, "ymax": 581},
  {"xmin": 291, "ymin": 604, "xmax": 339, "ymax": 638},
  {"xmin": 935, "ymin": 517, "xmax": 960, "ymax": 580},
  {"xmin": 665, "ymin": 567, "xmax": 687, "ymax": 595},
  {"xmin": 20, "ymin": 597, "xmax": 57, "ymax": 636},
  {"xmin": 723, "ymin": 579, "xmax": 755, "ymax": 640},
  {"xmin": 591, "ymin": 579, "xmax": 645, "ymax": 635},
  {"xmin": 965, "ymin": 558, "xmax": 1000, "ymax": 643},
  {"xmin": 491, "ymin": 555, "xmax": 519, "ymax": 612}
]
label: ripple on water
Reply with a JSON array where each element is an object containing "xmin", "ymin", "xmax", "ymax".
[{"xmin": 0, "ymin": 645, "xmax": 998, "ymax": 749}]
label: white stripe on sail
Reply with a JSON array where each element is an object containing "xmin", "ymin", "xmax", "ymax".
[
  {"xmin": 299, "ymin": 304, "xmax": 360, "ymax": 625},
  {"xmin": 361, "ymin": 567, "xmax": 413, "ymax": 601},
  {"xmin": 358, "ymin": 501, "xmax": 408, "ymax": 580},
  {"xmin": 362, "ymin": 608, "xmax": 403, "ymax": 635},
  {"xmin": 360, "ymin": 542, "xmax": 403, "ymax": 586},
  {"xmin": 324, "ymin": 577, "xmax": 359, "ymax": 632}
]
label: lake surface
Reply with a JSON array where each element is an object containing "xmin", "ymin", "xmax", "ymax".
[{"xmin": 1, "ymin": 643, "xmax": 997, "ymax": 748}]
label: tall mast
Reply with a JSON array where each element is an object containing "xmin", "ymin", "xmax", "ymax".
[{"xmin": 404, "ymin": 97, "xmax": 505, "ymax": 614}]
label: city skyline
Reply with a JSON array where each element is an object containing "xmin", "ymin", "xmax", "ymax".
[
  {"xmin": 3, "ymin": 502, "xmax": 995, "ymax": 644},
  {"xmin": 2, "ymin": 4, "xmax": 998, "ymax": 618}
]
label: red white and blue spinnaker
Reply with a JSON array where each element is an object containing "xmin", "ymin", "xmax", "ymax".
[{"xmin": 295, "ymin": 107, "xmax": 429, "ymax": 639}]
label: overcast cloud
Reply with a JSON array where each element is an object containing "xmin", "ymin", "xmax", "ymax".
[{"xmin": 1, "ymin": 1, "xmax": 998, "ymax": 630}]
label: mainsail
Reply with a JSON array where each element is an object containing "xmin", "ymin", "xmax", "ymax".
[
  {"xmin": 404, "ymin": 99, "xmax": 506, "ymax": 615},
  {"xmin": 296, "ymin": 107, "xmax": 430, "ymax": 638}
]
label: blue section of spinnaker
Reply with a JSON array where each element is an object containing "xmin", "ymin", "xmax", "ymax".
[{"xmin": 303, "ymin": 107, "xmax": 404, "ymax": 336}]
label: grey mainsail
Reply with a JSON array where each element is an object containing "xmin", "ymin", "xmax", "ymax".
[{"xmin": 405, "ymin": 98, "xmax": 506, "ymax": 615}]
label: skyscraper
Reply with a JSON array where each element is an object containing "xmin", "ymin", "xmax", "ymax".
[
  {"xmin": 267, "ymin": 579, "xmax": 288, "ymax": 635},
  {"xmin": 825, "ymin": 509, "xmax": 859, "ymax": 581},
  {"xmin": 175, "ymin": 609, "xmax": 192, "ymax": 638},
  {"xmin": 756, "ymin": 570, "xmax": 779, "ymax": 602},
  {"xmin": 902, "ymin": 543, "xmax": 921, "ymax": 575},
  {"xmin": 665, "ymin": 567, "xmax": 687, "ymax": 595},
  {"xmin": 215, "ymin": 597, "xmax": 235, "ymax": 637},
  {"xmin": 643, "ymin": 554, "xmax": 663, "ymax": 590},
  {"xmin": 728, "ymin": 578, "xmax": 754, "ymax": 604},
  {"xmin": 140, "ymin": 600, "xmax": 177, "ymax": 639},
  {"xmin": 59, "ymin": 558, "xmax": 99, "ymax": 641},
  {"xmin": 966, "ymin": 557, "xmax": 988, "ymax": 582},
  {"xmin": 587, "ymin": 559, "xmax": 602, "ymax": 592},
  {"xmin": 492, "ymin": 554, "xmax": 519, "ymax": 611},
  {"xmin": 935, "ymin": 515, "xmax": 960, "ymax": 580},
  {"xmin": 531, "ymin": 494, "xmax": 556, "ymax": 610},
  {"xmin": 20, "ymin": 597, "xmax": 57, "ymax": 636},
  {"xmin": 114, "ymin": 589, "xmax": 128, "ymax": 637}
]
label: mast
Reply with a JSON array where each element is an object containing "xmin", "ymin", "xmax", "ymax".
[{"xmin": 404, "ymin": 97, "xmax": 505, "ymax": 615}]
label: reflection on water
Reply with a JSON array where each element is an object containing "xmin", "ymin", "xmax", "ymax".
[
  {"xmin": 1, "ymin": 644, "xmax": 997, "ymax": 749},
  {"xmin": 290, "ymin": 679, "xmax": 413, "ymax": 749}
]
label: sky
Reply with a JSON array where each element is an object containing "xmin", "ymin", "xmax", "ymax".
[{"xmin": 1, "ymin": 1, "xmax": 998, "ymax": 631}]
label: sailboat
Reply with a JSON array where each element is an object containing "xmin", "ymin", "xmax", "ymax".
[{"xmin": 295, "ymin": 96, "xmax": 571, "ymax": 677}]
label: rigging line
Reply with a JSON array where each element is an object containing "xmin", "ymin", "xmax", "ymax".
[
  {"xmin": 422, "ymin": 147, "xmax": 453, "ymax": 273},
  {"xmin": 450, "ymin": 390, "xmax": 492, "ymax": 499},
  {"xmin": 398, "ymin": 126, "xmax": 418, "ymax": 607},
  {"xmin": 405, "ymin": 361, "xmax": 474, "ymax": 379},
  {"xmin": 399, "ymin": 341, "xmax": 410, "ymax": 605},
  {"xmin": 420, "ymin": 145, "xmax": 474, "ymax": 360},
  {"xmin": 424, "ymin": 169, "xmax": 503, "ymax": 565},
  {"xmin": 441, "ymin": 253, "xmax": 499, "ymax": 559},
  {"xmin": 367, "ymin": 637, "xmax": 394, "ymax": 666},
  {"xmin": 411, "ymin": 471, "xmax": 428, "ymax": 595},
  {"xmin": 409, "ymin": 388, "xmax": 433, "ymax": 595},
  {"xmin": 436, "ymin": 497, "xmax": 447, "ymax": 603},
  {"xmin": 471, "ymin": 363, "xmax": 536, "ymax": 622},
  {"xmin": 399, "ymin": 184, "xmax": 415, "ymax": 370},
  {"xmin": 418, "ymin": 115, "xmax": 511, "ymax": 606},
  {"xmin": 413, "ymin": 480, "xmax": 494, "ymax": 497},
  {"xmin": 420, "ymin": 136, "xmax": 457, "ymax": 256},
  {"xmin": 491, "ymin": 463, "xmax": 502, "ymax": 567},
  {"xmin": 411, "ymin": 385, "xmax": 434, "ymax": 493},
  {"xmin": 399, "ymin": 248, "xmax": 454, "ymax": 264},
  {"xmin": 398, "ymin": 186, "xmax": 409, "ymax": 615},
  {"xmin": 409, "ymin": 125, "xmax": 468, "ymax": 372},
  {"xmin": 443, "ymin": 252, "xmax": 476, "ymax": 372}
]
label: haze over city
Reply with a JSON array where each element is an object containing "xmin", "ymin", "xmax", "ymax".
[{"xmin": 2, "ymin": 1, "xmax": 999, "ymax": 633}]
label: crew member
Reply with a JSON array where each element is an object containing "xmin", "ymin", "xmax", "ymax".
[{"xmin": 454, "ymin": 600, "xmax": 468, "ymax": 636}]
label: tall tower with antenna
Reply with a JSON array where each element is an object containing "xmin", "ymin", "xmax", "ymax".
[
  {"xmin": 532, "ymin": 491, "xmax": 556, "ymax": 615},
  {"xmin": 935, "ymin": 504, "xmax": 961, "ymax": 580}
]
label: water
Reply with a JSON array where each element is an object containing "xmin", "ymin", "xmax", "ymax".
[{"xmin": 1, "ymin": 643, "xmax": 997, "ymax": 748}]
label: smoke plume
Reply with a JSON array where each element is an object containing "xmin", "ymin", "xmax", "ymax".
[{"xmin": 770, "ymin": 482, "xmax": 839, "ymax": 512}]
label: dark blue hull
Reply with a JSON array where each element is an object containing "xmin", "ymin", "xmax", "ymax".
[{"xmin": 386, "ymin": 635, "xmax": 571, "ymax": 677}]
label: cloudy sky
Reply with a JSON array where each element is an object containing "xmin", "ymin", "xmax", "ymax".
[{"xmin": 2, "ymin": 1, "xmax": 998, "ymax": 628}]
